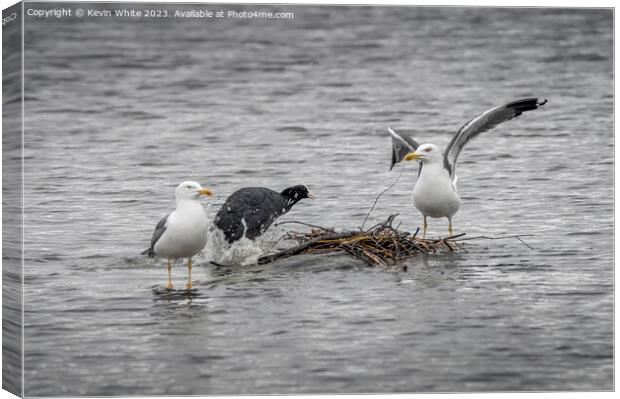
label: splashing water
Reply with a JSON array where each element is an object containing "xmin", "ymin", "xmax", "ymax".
[{"xmin": 204, "ymin": 220, "xmax": 286, "ymax": 266}]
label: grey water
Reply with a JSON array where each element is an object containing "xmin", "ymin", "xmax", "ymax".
[{"xmin": 14, "ymin": 3, "xmax": 613, "ymax": 396}]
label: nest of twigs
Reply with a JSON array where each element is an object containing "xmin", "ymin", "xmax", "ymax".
[{"xmin": 258, "ymin": 214, "xmax": 465, "ymax": 267}]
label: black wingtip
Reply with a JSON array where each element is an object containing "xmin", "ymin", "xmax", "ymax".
[
  {"xmin": 389, "ymin": 127, "xmax": 396, "ymax": 170},
  {"xmin": 506, "ymin": 97, "xmax": 548, "ymax": 114},
  {"xmin": 388, "ymin": 127, "xmax": 419, "ymax": 171},
  {"xmin": 141, "ymin": 248, "xmax": 155, "ymax": 258}
]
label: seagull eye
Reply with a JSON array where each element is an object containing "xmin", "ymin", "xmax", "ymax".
[
  {"xmin": 186, "ymin": 185, "xmax": 192, "ymax": 189},
  {"xmin": 424, "ymin": 147, "xmax": 432, "ymax": 152}
]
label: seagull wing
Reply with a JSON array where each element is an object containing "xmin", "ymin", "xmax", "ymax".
[
  {"xmin": 443, "ymin": 98, "xmax": 547, "ymax": 178},
  {"xmin": 143, "ymin": 213, "xmax": 169, "ymax": 257},
  {"xmin": 388, "ymin": 127, "xmax": 420, "ymax": 171}
]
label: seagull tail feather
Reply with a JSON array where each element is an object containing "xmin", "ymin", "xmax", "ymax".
[{"xmin": 141, "ymin": 248, "xmax": 156, "ymax": 257}]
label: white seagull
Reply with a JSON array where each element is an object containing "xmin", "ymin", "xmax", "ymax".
[
  {"xmin": 389, "ymin": 97, "xmax": 547, "ymax": 238},
  {"xmin": 145, "ymin": 181, "xmax": 213, "ymax": 289}
]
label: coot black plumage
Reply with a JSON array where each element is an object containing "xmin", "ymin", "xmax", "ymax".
[{"xmin": 214, "ymin": 185, "xmax": 315, "ymax": 243}]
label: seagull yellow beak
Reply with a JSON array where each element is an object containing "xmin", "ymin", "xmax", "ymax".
[
  {"xmin": 404, "ymin": 151, "xmax": 420, "ymax": 161},
  {"xmin": 198, "ymin": 188, "xmax": 213, "ymax": 196}
]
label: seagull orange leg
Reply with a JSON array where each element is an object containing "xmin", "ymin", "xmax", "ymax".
[
  {"xmin": 448, "ymin": 217, "xmax": 454, "ymax": 236},
  {"xmin": 186, "ymin": 258, "xmax": 193, "ymax": 290},
  {"xmin": 166, "ymin": 258, "xmax": 174, "ymax": 289}
]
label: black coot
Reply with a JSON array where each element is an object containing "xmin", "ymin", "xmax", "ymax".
[{"xmin": 214, "ymin": 185, "xmax": 315, "ymax": 243}]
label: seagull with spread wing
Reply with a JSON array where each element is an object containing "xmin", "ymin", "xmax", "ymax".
[{"xmin": 389, "ymin": 97, "xmax": 547, "ymax": 238}]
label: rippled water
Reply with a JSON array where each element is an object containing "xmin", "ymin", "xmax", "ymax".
[{"xmin": 14, "ymin": 3, "xmax": 613, "ymax": 395}]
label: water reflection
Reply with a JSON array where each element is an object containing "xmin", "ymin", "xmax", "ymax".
[{"xmin": 151, "ymin": 286, "xmax": 210, "ymax": 319}]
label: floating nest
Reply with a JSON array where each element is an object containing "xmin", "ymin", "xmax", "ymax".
[{"xmin": 258, "ymin": 214, "xmax": 466, "ymax": 267}]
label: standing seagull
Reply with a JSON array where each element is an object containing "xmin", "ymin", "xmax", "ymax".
[
  {"xmin": 145, "ymin": 181, "xmax": 213, "ymax": 289},
  {"xmin": 389, "ymin": 97, "xmax": 547, "ymax": 238}
]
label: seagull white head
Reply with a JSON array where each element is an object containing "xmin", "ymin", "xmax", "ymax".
[
  {"xmin": 175, "ymin": 181, "xmax": 213, "ymax": 200},
  {"xmin": 404, "ymin": 143, "xmax": 443, "ymax": 164}
]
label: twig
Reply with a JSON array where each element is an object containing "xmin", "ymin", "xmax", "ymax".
[
  {"xmin": 452, "ymin": 234, "xmax": 535, "ymax": 250},
  {"xmin": 431, "ymin": 232, "xmax": 466, "ymax": 243},
  {"xmin": 258, "ymin": 231, "xmax": 359, "ymax": 264},
  {"xmin": 340, "ymin": 244, "xmax": 375, "ymax": 266},
  {"xmin": 442, "ymin": 240, "xmax": 454, "ymax": 252},
  {"xmin": 360, "ymin": 163, "xmax": 407, "ymax": 231},
  {"xmin": 515, "ymin": 236, "xmax": 535, "ymax": 250},
  {"xmin": 274, "ymin": 220, "xmax": 333, "ymax": 231},
  {"xmin": 364, "ymin": 213, "xmax": 399, "ymax": 233},
  {"xmin": 266, "ymin": 234, "xmax": 290, "ymax": 252}
]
